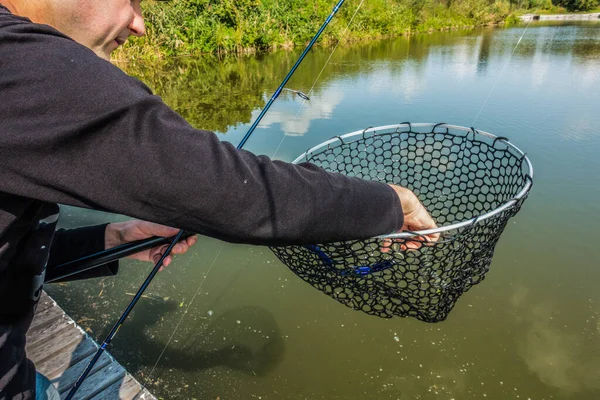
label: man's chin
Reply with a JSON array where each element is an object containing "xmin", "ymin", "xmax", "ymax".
[
  {"xmin": 94, "ymin": 49, "xmax": 112, "ymax": 61},
  {"xmin": 92, "ymin": 43, "xmax": 117, "ymax": 61}
]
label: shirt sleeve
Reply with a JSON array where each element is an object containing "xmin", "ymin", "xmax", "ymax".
[
  {"xmin": 46, "ymin": 224, "xmax": 119, "ymax": 282},
  {"xmin": 0, "ymin": 19, "xmax": 403, "ymax": 246}
]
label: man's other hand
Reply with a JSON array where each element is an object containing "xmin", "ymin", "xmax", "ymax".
[{"xmin": 105, "ymin": 220, "xmax": 198, "ymax": 268}]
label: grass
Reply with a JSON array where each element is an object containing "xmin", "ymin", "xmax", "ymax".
[{"xmin": 113, "ymin": 0, "xmax": 599, "ymax": 60}]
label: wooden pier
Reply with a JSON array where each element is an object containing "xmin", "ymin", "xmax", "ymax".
[{"xmin": 26, "ymin": 292, "xmax": 156, "ymax": 400}]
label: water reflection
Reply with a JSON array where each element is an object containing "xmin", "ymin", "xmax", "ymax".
[
  {"xmin": 511, "ymin": 286, "xmax": 600, "ymax": 395},
  {"xmin": 254, "ymin": 90, "xmax": 344, "ymax": 136},
  {"xmin": 477, "ymin": 30, "xmax": 494, "ymax": 75},
  {"xmin": 131, "ymin": 304, "xmax": 285, "ymax": 377},
  {"xmin": 50, "ymin": 21, "xmax": 600, "ymax": 400},
  {"xmin": 118, "ymin": 23, "xmax": 600, "ymax": 144}
]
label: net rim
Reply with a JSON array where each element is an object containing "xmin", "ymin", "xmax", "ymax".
[{"xmin": 292, "ymin": 122, "xmax": 534, "ymax": 239}]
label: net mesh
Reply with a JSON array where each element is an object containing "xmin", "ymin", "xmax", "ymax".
[{"xmin": 270, "ymin": 123, "xmax": 532, "ymax": 323}]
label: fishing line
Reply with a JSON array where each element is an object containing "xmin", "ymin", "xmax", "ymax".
[
  {"xmin": 148, "ymin": 3, "xmax": 533, "ymax": 361},
  {"xmin": 271, "ymin": 0, "xmax": 366, "ymax": 160},
  {"xmin": 266, "ymin": 12, "xmax": 538, "ymax": 321},
  {"xmin": 143, "ymin": 0, "xmax": 365, "ymax": 387},
  {"xmin": 67, "ymin": 3, "xmax": 352, "ymax": 395},
  {"xmin": 471, "ymin": 8, "xmax": 540, "ymax": 126},
  {"xmin": 64, "ymin": 4, "xmax": 539, "ymax": 396},
  {"xmin": 146, "ymin": 242, "xmax": 225, "ymax": 382}
]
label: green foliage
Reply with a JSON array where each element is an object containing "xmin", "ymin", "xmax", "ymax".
[
  {"xmin": 504, "ymin": 12, "xmax": 522, "ymax": 25},
  {"xmin": 553, "ymin": 0, "xmax": 599, "ymax": 11},
  {"xmin": 114, "ymin": 0, "xmax": 563, "ymax": 59}
]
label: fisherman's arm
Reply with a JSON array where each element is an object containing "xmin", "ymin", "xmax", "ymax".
[{"xmin": 0, "ymin": 25, "xmax": 403, "ymax": 245}]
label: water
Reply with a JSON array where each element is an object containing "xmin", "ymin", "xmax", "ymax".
[{"xmin": 47, "ymin": 22, "xmax": 600, "ymax": 399}]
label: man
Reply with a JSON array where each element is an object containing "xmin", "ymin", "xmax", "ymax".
[{"xmin": 0, "ymin": 0, "xmax": 438, "ymax": 398}]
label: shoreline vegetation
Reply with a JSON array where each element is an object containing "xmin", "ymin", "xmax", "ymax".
[{"xmin": 115, "ymin": 0, "xmax": 600, "ymax": 60}]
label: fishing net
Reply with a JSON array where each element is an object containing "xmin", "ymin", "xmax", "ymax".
[{"xmin": 270, "ymin": 123, "xmax": 533, "ymax": 323}]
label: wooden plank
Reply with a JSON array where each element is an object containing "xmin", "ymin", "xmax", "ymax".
[
  {"xmin": 26, "ymin": 315, "xmax": 72, "ymax": 347},
  {"xmin": 36, "ymin": 293, "xmax": 56, "ymax": 313},
  {"xmin": 59, "ymin": 362, "xmax": 126, "ymax": 400},
  {"xmin": 52, "ymin": 351, "xmax": 113, "ymax": 393},
  {"xmin": 26, "ymin": 325, "xmax": 84, "ymax": 364},
  {"xmin": 88, "ymin": 374, "xmax": 143, "ymax": 400},
  {"xmin": 28, "ymin": 293, "xmax": 157, "ymax": 400},
  {"xmin": 29, "ymin": 305, "xmax": 63, "ymax": 330},
  {"xmin": 134, "ymin": 391, "xmax": 158, "ymax": 400},
  {"xmin": 32, "ymin": 337, "xmax": 97, "ymax": 380}
]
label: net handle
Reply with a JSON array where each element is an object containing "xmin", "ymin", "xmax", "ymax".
[{"xmin": 294, "ymin": 123, "xmax": 534, "ymax": 240}]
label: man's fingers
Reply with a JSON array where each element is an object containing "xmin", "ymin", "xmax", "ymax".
[
  {"xmin": 148, "ymin": 236, "xmax": 196, "ymax": 265},
  {"xmin": 121, "ymin": 221, "xmax": 180, "ymax": 242},
  {"xmin": 405, "ymin": 241, "xmax": 421, "ymax": 250},
  {"xmin": 152, "ymin": 253, "xmax": 172, "ymax": 267},
  {"xmin": 139, "ymin": 221, "xmax": 179, "ymax": 238},
  {"xmin": 172, "ymin": 238, "xmax": 196, "ymax": 254},
  {"xmin": 428, "ymin": 233, "xmax": 441, "ymax": 243},
  {"xmin": 380, "ymin": 238, "xmax": 392, "ymax": 253},
  {"xmin": 122, "ymin": 222, "xmax": 197, "ymax": 266},
  {"xmin": 167, "ymin": 235, "xmax": 197, "ymax": 255},
  {"xmin": 185, "ymin": 235, "xmax": 198, "ymax": 247},
  {"xmin": 380, "ymin": 233, "xmax": 441, "ymax": 253},
  {"xmin": 154, "ymin": 241, "xmax": 186, "ymax": 256}
]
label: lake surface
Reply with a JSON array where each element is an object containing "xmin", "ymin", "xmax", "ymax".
[{"xmin": 48, "ymin": 21, "xmax": 600, "ymax": 399}]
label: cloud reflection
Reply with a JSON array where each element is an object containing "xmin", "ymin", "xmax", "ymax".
[
  {"xmin": 366, "ymin": 62, "xmax": 424, "ymax": 103},
  {"xmin": 254, "ymin": 90, "xmax": 344, "ymax": 136},
  {"xmin": 511, "ymin": 286, "xmax": 600, "ymax": 394}
]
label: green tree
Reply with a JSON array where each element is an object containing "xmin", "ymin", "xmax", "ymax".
[
  {"xmin": 553, "ymin": 0, "xmax": 599, "ymax": 11},
  {"xmin": 116, "ymin": 0, "xmax": 552, "ymax": 59}
]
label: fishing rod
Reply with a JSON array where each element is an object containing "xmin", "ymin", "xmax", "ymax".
[
  {"xmin": 65, "ymin": 1, "xmax": 347, "ymax": 398},
  {"xmin": 49, "ymin": 0, "xmax": 343, "ymax": 280},
  {"xmin": 45, "ymin": 231, "xmax": 195, "ymax": 283}
]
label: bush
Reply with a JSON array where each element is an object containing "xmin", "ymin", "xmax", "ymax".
[
  {"xmin": 553, "ymin": 0, "xmax": 599, "ymax": 11},
  {"xmin": 504, "ymin": 13, "xmax": 521, "ymax": 25},
  {"xmin": 113, "ymin": 0, "xmax": 561, "ymax": 59}
]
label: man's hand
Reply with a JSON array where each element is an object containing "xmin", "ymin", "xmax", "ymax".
[
  {"xmin": 384, "ymin": 184, "xmax": 440, "ymax": 251},
  {"xmin": 105, "ymin": 220, "xmax": 198, "ymax": 267}
]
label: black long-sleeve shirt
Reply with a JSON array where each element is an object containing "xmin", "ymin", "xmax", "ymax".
[
  {"xmin": 0, "ymin": 5, "xmax": 403, "ymax": 398},
  {"xmin": 0, "ymin": 199, "xmax": 115, "ymax": 398}
]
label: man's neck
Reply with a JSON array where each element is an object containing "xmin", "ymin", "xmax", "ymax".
[
  {"xmin": 0, "ymin": 1, "xmax": 16, "ymax": 13},
  {"xmin": 0, "ymin": 1, "xmax": 50, "ymax": 23}
]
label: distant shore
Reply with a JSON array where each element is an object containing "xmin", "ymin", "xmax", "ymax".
[
  {"xmin": 116, "ymin": 1, "xmax": 600, "ymax": 60},
  {"xmin": 520, "ymin": 12, "xmax": 600, "ymax": 21}
]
